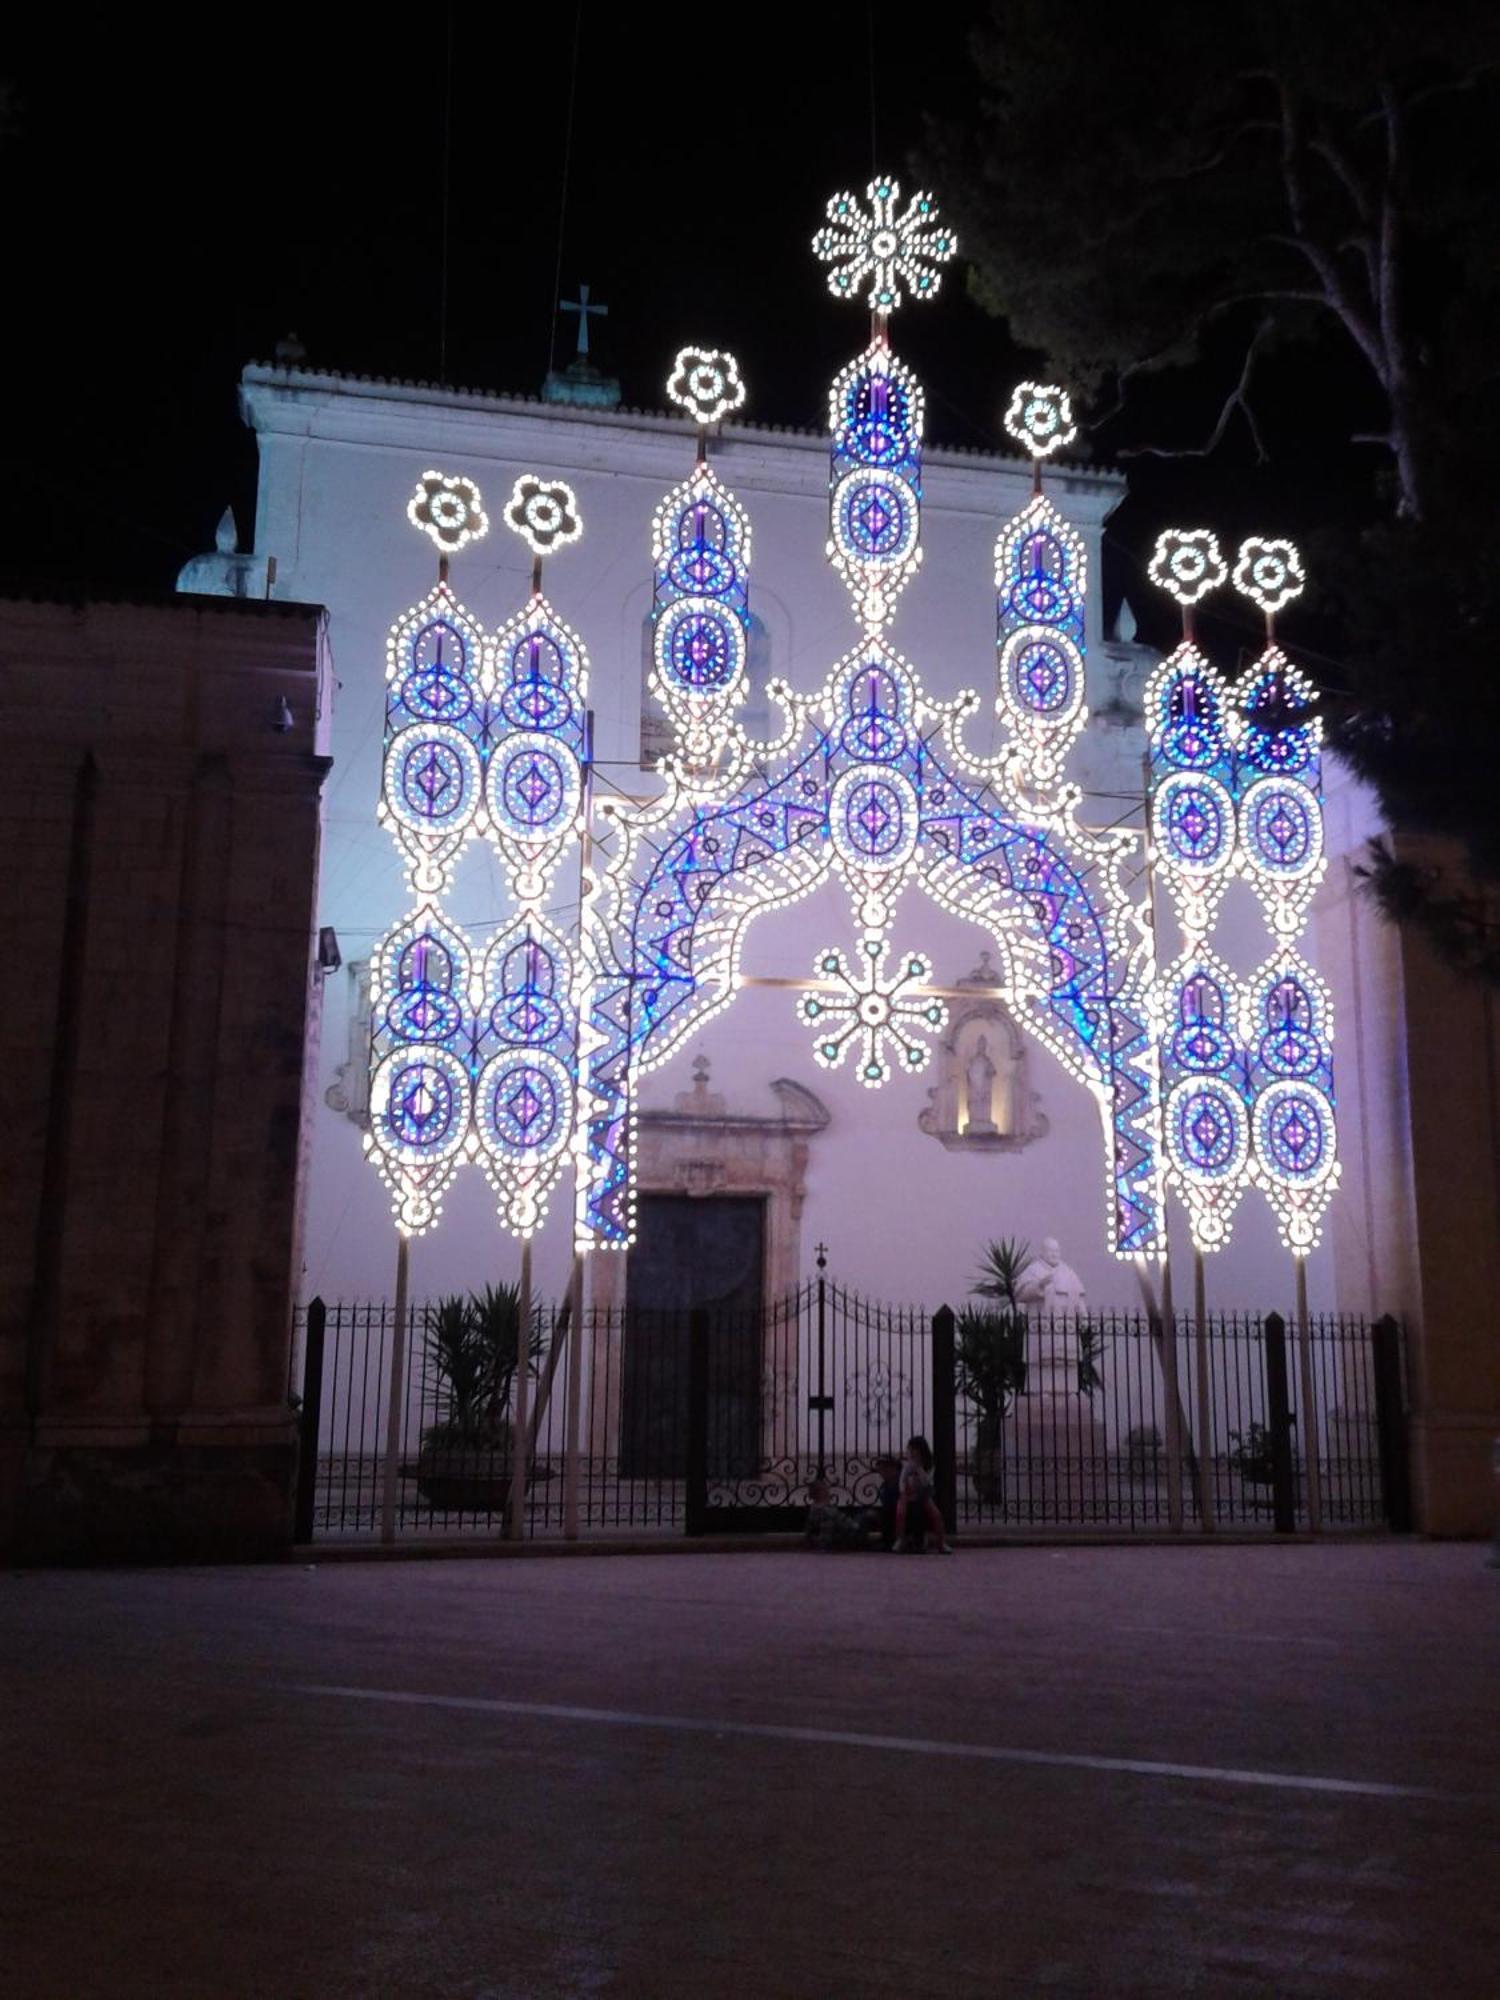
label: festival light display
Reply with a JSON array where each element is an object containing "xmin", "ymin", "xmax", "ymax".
[
  {"xmin": 799, "ymin": 942, "xmax": 947, "ymax": 1087},
  {"xmin": 364, "ymin": 470, "xmax": 591, "ymax": 1239},
  {"xmin": 666, "ymin": 347, "xmax": 746, "ymax": 427},
  {"xmin": 812, "ymin": 176, "xmax": 957, "ymax": 310},
  {"xmin": 1003, "ymin": 383, "xmax": 1078, "ymax": 460},
  {"xmin": 993, "ymin": 403, "xmax": 1091, "ymax": 796},
  {"xmin": 362, "ymin": 177, "xmax": 1337, "ymax": 1275},
  {"xmin": 1146, "ymin": 531, "xmax": 1338, "ymax": 1253}
]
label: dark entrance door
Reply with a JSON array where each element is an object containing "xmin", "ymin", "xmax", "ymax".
[{"xmin": 620, "ymin": 1194, "xmax": 765, "ymax": 1479}]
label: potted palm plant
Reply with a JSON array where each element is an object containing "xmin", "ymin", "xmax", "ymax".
[
  {"xmin": 416, "ymin": 1282, "xmax": 547, "ymax": 1511},
  {"xmin": 957, "ymin": 1237, "xmax": 1031, "ymax": 1504}
]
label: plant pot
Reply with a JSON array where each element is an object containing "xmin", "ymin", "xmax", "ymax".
[
  {"xmin": 415, "ymin": 1443, "xmax": 515, "ymax": 1511},
  {"xmin": 414, "ymin": 1441, "xmax": 557, "ymax": 1512}
]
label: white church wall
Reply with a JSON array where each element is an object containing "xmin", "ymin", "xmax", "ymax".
[{"xmin": 214, "ymin": 368, "xmax": 1379, "ymax": 1320}]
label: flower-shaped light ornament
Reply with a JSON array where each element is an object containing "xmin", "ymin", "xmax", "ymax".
[
  {"xmin": 1003, "ymin": 383, "xmax": 1077, "ymax": 460},
  {"xmin": 1149, "ymin": 528, "xmax": 1228, "ymax": 607},
  {"xmin": 1233, "ymin": 537, "xmax": 1305, "ymax": 617},
  {"xmin": 407, "ymin": 470, "xmax": 489, "ymax": 553},
  {"xmin": 503, "ymin": 476, "xmax": 583, "ymax": 557},
  {"xmin": 799, "ymin": 940, "xmax": 947, "ymax": 1088},
  {"xmin": 812, "ymin": 177, "xmax": 957, "ymax": 313},
  {"xmin": 666, "ymin": 347, "xmax": 747, "ymax": 427}
]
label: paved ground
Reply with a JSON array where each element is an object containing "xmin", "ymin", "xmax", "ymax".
[{"xmin": 3, "ymin": 1543, "xmax": 1497, "ymax": 1998}]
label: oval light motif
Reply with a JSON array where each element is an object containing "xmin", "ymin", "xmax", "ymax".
[
  {"xmin": 999, "ymin": 626, "xmax": 1084, "ymax": 725},
  {"xmin": 1166, "ymin": 1077, "xmax": 1246, "ymax": 1182},
  {"xmin": 476, "ymin": 1049, "xmax": 573, "ymax": 1165},
  {"xmin": 486, "ymin": 733, "xmax": 582, "ymax": 844},
  {"xmin": 832, "ymin": 469, "xmax": 920, "ymax": 570},
  {"xmin": 829, "ymin": 764, "xmax": 920, "ymax": 872},
  {"xmin": 655, "ymin": 597, "xmax": 746, "ymax": 693},
  {"xmin": 1240, "ymin": 778, "xmax": 1323, "ymax": 880},
  {"xmin": 385, "ymin": 723, "xmax": 483, "ymax": 840},
  {"xmin": 1156, "ymin": 772, "xmax": 1234, "ymax": 875},
  {"xmin": 370, "ymin": 1047, "xmax": 471, "ymax": 1164},
  {"xmin": 1253, "ymin": 1080, "xmax": 1335, "ymax": 1186}
]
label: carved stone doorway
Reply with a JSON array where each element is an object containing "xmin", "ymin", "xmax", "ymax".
[{"xmin": 619, "ymin": 1194, "xmax": 766, "ymax": 1478}]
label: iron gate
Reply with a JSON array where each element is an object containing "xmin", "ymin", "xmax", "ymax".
[{"xmin": 684, "ymin": 1280, "xmax": 935, "ymax": 1532}]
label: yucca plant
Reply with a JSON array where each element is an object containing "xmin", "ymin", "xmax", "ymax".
[
  {"xmin": 423, "ymin": 1294, "xmax": 492, "ymax": 1448},
  {"xmin": 422, "ymin": 1281, "xmax": 547, "ymax": 1448},
  {"xmin": 954, "ymin": 1305, "xmax": 1029, "ymax": 1423},
  {"xmin": 972, "ymin": 1236, "xmax": 1030, "ymax": 1311},
  {"xmin": 471, "ymin": 1280, "xmax": 546, "ymax": 1432},
  {"xmin": 418, "ymin": 1281, "xmax": 550, "ymax": 1511},
  {"xmin": 956, "ymin": 1241, "xmax": 1030, "ymax": 1507}
]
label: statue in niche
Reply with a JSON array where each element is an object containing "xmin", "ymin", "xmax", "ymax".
[
  {"xmin": 964, "ymin": 1037, "xmax": 998, "ymax": 1134},
  {"xmin": 918, "ymin": 953, "xmax": 1048, "ymax": 1154}
]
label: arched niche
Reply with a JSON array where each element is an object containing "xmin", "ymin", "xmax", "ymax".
[{"xmin": 918, "ymin": 953, "xmax": 1049, "ymax": 1153}]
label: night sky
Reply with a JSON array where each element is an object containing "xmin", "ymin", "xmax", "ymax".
[{"xmin": 4, "ymin": 7, "xmax": 1366, "ymax": 661}]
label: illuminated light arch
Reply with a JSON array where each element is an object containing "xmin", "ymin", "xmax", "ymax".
[
  {"xmin": 576, "ymin": 644, "xmax": 1162, "ymax": 1259},
  {"xmin": 362, "ymin": 181, "xmax": 1338, "ymax": 1275}
]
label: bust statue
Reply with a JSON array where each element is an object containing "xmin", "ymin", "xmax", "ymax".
[
  {"xmin": 964, "ymin": 1036, "xmax": 998, "ymax": 1134},
  {"xmin": 1016, "ymin": 1237, "xmax": 1087, "ymax": 1317},
  {"xmin": 1016, "ymin": 1237, "xmax": 1088, "ymax": 1399}
]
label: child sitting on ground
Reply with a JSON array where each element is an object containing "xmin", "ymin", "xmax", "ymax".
[
  {"xmin": 805, "ymin": 1476, "xmax": 867, "ymax": 1551},
  {"xmin": 892, "ymin": 1436, "xmax": 953, "ymax": 1553}
]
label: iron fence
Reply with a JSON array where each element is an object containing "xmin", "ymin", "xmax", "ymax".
[
  {"xmin": 951, "ymin": 1307, "xmax": 1390, "ymax": 1531},
  {"xmin": 291, "ymin": 1283, "xmax": 1406, "ymax": 1543}
]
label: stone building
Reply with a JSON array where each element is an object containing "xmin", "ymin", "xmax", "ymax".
[{"xmin": 0, "ymin": 595, "xmax": 331, "ymax": 1559}]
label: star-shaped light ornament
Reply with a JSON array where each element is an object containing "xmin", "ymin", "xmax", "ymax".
[
  {"xmin": 1003, "ymin": 383, "xmax": 1077, "ymax": 459},
  {"xmin": 812, "ymin": 177, "xmax": 957, "ymax": 314},
  {"xmin": 798, "ymin": 939, "xmax": 948, "ymax": 1087},
  {"xmin": 666, "ymin": 347, "xmax": 747, "ymax": 427},
  {"xmin": 503, "ymin": 476, "xmax": 583, "ymax": 557},
  {"xmin": 1233, "ymin": 537, "xmax": 1305, "ymax": 617},
  {"xmin": 1149, "ymin": 529, "xmax": 1228, "ymax": 607},
  {"xmin": 407, "ymin": 470, "xmax": 489, "ymax": 553}
]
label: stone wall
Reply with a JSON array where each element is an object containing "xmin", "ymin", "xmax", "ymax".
[
  {"xmin": 0, "ymin": 596, "xmax": 331, "ymax": 1560},
  {"xmin": 1387, "ymin": 835, "xmax": 1500, "ymax": 1535}
]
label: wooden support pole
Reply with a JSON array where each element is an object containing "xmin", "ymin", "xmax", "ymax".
[
  {"xmin": 1158, "ymin": 1256, "xmax": 1185, "ymax": 1533},
  {"xmin": 1194, "ymin": 1249, "xmax": 1215, "ymax": 1533},
  {"xmin": 1294, "ymin": 1255, "xmax": 1324, "ymax": 1533},
  {"xmin": 380, "ymin": 1233, "xmax": 410, "ymax": 1546},
  {"xmin": 508, "ymin": 1239, "xmax": 533, "ymax": 1542},
  {"xmin": 563, "ymin": 1254, "xmax": 586, "ymax": 1540},
  {"xmin": 562, "ymin": 709, "xmax": 595, "ymax": 1546}
]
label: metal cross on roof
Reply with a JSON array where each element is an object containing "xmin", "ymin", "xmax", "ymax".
[{"xmin": 561, "ymin": 283, "xmax": 608, "ymax": 359}]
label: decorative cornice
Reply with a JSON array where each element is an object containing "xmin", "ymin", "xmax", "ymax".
[{"xmin": 238, "ymin": 362, "xmax": 1124, "ymax": 496}]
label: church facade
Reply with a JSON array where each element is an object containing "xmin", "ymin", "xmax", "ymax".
[{"xmin": 177, "ymin": 348, "xmax": 1495, "ymax": 1534}]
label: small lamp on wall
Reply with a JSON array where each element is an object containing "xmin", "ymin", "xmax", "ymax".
[{"xmin": 316, "ymin": 927, "xmax": 342, "ymax": 975}]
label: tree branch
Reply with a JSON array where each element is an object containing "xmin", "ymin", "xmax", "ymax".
[
  {"xmin": 1150, "ymin": 119, "xmax": 1279, "ymax": 181},
  {"xmin": 1118, "ymin": 320, "xmax": 1271, "ymax": 462},
  {"xmin": 1360, "ymin": 65, "xmax": 1500, "ymax": 123},
  {"xmin": 1310, "ymin": 131, "xmax": 1375, "ymax": 231},
  {"xmin": 1275, "ymin": 85, "xmax": 1388, "ymax": 386}
]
